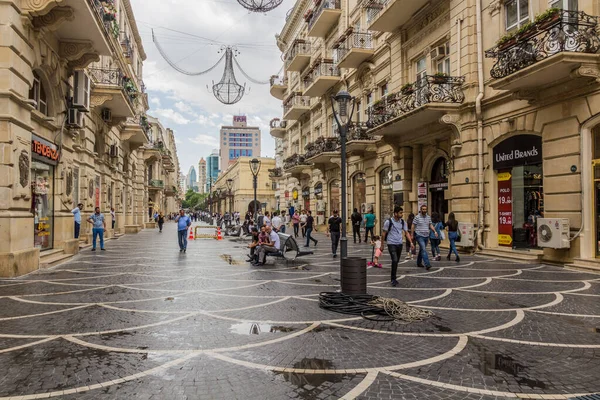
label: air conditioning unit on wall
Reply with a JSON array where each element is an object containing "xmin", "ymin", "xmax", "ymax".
[
  {"xmin": 73, "ymin": 70, "xmax": 91, "ymax": 111},
  {"xmin": 537, "ymin": 218, "xmax": 570, "ymax": 249},
  {"xmin": 67, "ymin": 108, "xmax": 84, "ymax": 128}
]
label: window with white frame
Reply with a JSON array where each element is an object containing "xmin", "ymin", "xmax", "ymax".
[
  {"xmin": 356, "ymin": 101, "xmax": 361, "ymax": 123},
  {"xmin": 416, "ymin": 57, "xmax": 427, "ymax": 83},
  {"xmin": 436, "ymin": 42, "xmax": 451, "ymax": 74},
  {"xmin": 380, "ymin": 83, "xmax": 388, "ymax": 98},
  {"xmin": 549, "ymin": 0, "xmax": 577, "ymax": 10},
  {"xmin": 331, "ymin": 116, "xmax": 337, "ymax": 136},
  {"xmin": 505, "ymin": 0, "xmax": 529, "ymax": 31},
  {"xmin": 29, "ymin": 72, "xmax": 48, "ymax": 115},
  {"xmin": 366, "ymin": 92, "xmax": 373, "ymax": 107}
]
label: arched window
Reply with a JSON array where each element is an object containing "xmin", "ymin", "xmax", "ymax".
[{"xmin": 28, "ymin": 72, "xmax": 48, "ymax": 116}]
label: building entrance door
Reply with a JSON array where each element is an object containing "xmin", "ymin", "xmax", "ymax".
[
  {"xmin": 594, "ymin": 158, "xmax": 600, "ymax": 257},
  {"xmin": 430, "ymin": 158, "xmax": 449, "ymax": 222}
]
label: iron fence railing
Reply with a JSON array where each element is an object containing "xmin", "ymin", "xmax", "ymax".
[
  {"xmin": 364, "ymin": 0, "xmax": 388, "ymax": 24},
  {"xmin": 88, "ymin": 67, "xmax": 139, "ymax": 106},
  {"xmin": 367, "ymin": 75, "xmax": 465, "ymax": 129},
  {"xmin": 334, "ymin": 31, "xmax": 373, "ymax": 62},
  {"xmin": 270, "ymin": 118, "xmax": 287, "ymax": 129},
  {"xmin": 284, "ymin": 42, "xmax": 311, "ymax": 67},
  {"xmin": 283, "ymin": 94, "xmax": 310, "ymax": 115},
  {"xmin": 303, "ymin": 61, "xmax": 339, "ymax": 89},
  {"xmin": 283, "ymin": 153, "xmax": 310, "ymax": 170},
  {"xmin": 148, "ymin": 179, "xmax": 164, "ymax": 188},
  {"xmin": 347, "ymin": 122, "xmax": 378, "ymax": 141},
  {"xmin": 268, "ymin": 167, "xmax": 283, "ymax": 178},
  {"xmin": 485, "ymin": 10, "xmax": 600, "ymax": 79},
  {"xmin": 308, "ymin": 0, "xmax": 341, "ymax": 31},
  {"xmin": 89, "ymin": 0, "xmax": 119, "ymax": 39},
  {"xmin": 270, "ymin": 75, "xmax": 287, "ymax": 86},
  {"xmin": 304, "ymin": 136, "xmax": 340, "ymax": 159}
]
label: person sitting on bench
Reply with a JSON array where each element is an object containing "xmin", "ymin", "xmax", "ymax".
[
  {"xmin": 252, "ymin": 225, "xmax": 280, "ymax": 266},
  {"xmin": 246, "ymin": 227, "xmax": 259, "ymax": 262}
]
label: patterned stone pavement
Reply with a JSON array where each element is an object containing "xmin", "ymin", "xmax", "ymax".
[{"xmin": 1, "ymin": 222, "xmax": 600, "ymax": 400}]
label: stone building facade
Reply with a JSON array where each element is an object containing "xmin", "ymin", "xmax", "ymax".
[
  {"xmin": 271, "ymin": 0, "xmax": 600, "ymax": 268},
  {"xmin": 0, "ymin": 0, "xmax": 181, "ymax": 277}
]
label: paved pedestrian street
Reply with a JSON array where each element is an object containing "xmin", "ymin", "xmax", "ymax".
[{"xmin": 1, "ymin": 223, "xmax": 600, "ymax": 400}]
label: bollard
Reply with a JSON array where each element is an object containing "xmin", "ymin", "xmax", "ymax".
[{"xmin": 340, "ymin": 257, "xmax": 367, "ymax": 295}]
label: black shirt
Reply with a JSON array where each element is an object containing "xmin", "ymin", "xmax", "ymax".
[
  {"xmin": 351, "ymin": 212, "xmax": 362, "ymax": 225},
  {"xmin": 329, "ymin": 216, "xmax": 342, "ymax": 232},
  {"xmin": 306, "ymin": 215, "xmax": 314, "ymax": 229}
]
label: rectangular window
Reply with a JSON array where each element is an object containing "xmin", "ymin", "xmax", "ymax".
[
  {"xmin": 366, "ymin": 92, "xmax": 373, "ymax": 107},
  {"xmin": 505, "ymin": 0, "xmax": 529, "ymax": 31},
  {"xmin": 416, "ymin": 57, "xmax": 427, "ymax": 83},
  {"xmin": 436, "ymin": 42, "xmax": 451, "ymax": 74},
  {"xmin": 380, "ymin": 84, "xmax": 388, "ymax": 98},
  {"xmin": 229, "ymin": 150, "xmax": 234, "ymax": 158},
  {"xmin": 356, "ymin": 101, "xmax": 361, "ymax": 123},
  {"xmin": 248, "ymin": 150, "xmax": 252, "ymax": 157},
  {"xmin": 549, "ymin": 0, "xmax": 577, "ymax": 10}
]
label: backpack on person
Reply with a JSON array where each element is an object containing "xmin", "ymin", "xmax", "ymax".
[{"xmin": 383, "ymin": 218, "xmax": 404, "ymax": 242}]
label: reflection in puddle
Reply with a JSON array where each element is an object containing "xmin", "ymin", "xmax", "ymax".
[
  {"xmin": 219, "ymin": 254, "xmax": 242, "ymax": 265},
  {"xmin": 229, "ymin": 322, "xmax": 295, "ymax": 335},
  {"xmin": 274, "ymin": 358, "xmax": 343, "ymax": 399}
]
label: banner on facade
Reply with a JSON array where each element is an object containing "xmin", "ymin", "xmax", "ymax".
[
  {"xmin": 497, "ymin": 171, "xmax": 513, "ymax": 246},
  {"xmin": 417, "ymin": 182, "xmax": 427, "ymax": 209}
]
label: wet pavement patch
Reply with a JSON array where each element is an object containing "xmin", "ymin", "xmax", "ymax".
[
  {"xmin": 274, "ymin": 358, "xmax": 344, "ymax": 399},
  {"xmin": 220, "ymin": 254, "xmax": 242, "ymax": 265},
  {"xmin": 230, "ymin": 322, "xmax": 295, "ymax": 335}
]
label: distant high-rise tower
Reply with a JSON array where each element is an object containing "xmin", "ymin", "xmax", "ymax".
[
  {"xmin": 198, "ymin": 158, "xmax": 207, "ymax": 194},
  {"xmin": 206, "ymin": 150, "xmax": 219, "ymax": 191},
  {"xmin": 219, "ymin": 115, "xmax": 261, "ymax": 172},
  {"xmin": 187, "ymin": 166, "xmax": 197, "ymax": 192}
]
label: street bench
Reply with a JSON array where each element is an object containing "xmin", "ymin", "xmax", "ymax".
[{"xmin": 266, "ymin": 233, "xmax": 314, "ymax": 261}]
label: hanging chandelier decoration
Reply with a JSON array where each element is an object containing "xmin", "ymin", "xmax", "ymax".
[
  {"xmin": 237, "ymin": 0, "xmax": 283, "ymax": 13},
  {"xmin": 212, "ymin": 47, "xmax": 245, "ymax": 105}
]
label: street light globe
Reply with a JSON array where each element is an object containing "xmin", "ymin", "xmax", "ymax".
[
  {"xmin": 226, "ymin": 178, "xmax": 233, "ymax": 191},
  {"xmin": 333, "ymin": 90, "xmax": 353, "ymax": 126},
  {"xmin": 249, "ymin": 158, "xmax": 261, "ymax": 176}
]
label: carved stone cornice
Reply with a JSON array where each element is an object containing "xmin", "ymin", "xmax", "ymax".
[
  {"xmin": 90, "ymin": 94, "xmax": 113, "ymax": 108},
  {"xmin": 511, "ymin": 89, "xmax": 539, "ymax": 104},
  {"xmin": 32, "ymin": 6, "xmax": 74, "ymax": 32},
  {"xmin": 439, "ymin": 113, "xmax": 462, "ymax": 145},
  {"xmin": 69, "ymin": 53, "xmax": 100, "ymax": 70},
  {"xmin": 570, "ymin": 63, "xmax": 600, "ymax": 83},
  {"xmin": 59, "ymin": 40, "xmax": 93, "ymax": 61},
  {"xmin": 22, "ymin": 0, "xmax": 65, "ymax": 16}
]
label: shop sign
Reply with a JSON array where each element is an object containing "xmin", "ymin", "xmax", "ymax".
[
  {"xmin": 314, "ymin": 183, "xmax": 323, "ymax": 199},
  {"xmin": 392, "ymin": 181, "xmax": 403, "ymax": 191},
  {"xmin": 31, "ymin": 135, "xmax": 60, "ymax": 165},
  {"xmin": 292, "ymin": 188, "xmax": 298, "ymax": 200},
  {"xmin": 498, "ymin": 171, "xmax": 513, "ymax": 247},
  {"xmin": 302, "ymin": 187, "xmax": 310, "ymax": 197},
  {"xmin": 493, "ymin": 135, "xmax": 542, "ymax": 170},
  {"xmin": 417, "ymin": 182, "xmax": 428, "ymax": 209},
  {"xmin": 429, "ymin": 182, "xmax": 448, "ymax": 192}
]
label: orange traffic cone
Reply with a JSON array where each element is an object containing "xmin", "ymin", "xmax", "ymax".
[
  {"xmin": 188, "ymin": 227, "xmax": 194, "ymax": 241},
  {"xmin": 217, "ymin": 227, "xmax": 222, "ymax": 240}
]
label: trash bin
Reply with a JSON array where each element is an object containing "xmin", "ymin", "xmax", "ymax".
[{"xmin": 341, "ymin": 257, "xmax": 367, "ymax": 295}]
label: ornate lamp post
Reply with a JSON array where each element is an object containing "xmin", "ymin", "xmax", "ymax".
[
  {"xmin": 331, "ymin": 90, "xmax": 355, "ymax": 262},
  {"xmin": 249, "ymin": 158, "xmax": 261, "ymax": 224},
  {"xmin": 226, "ymin": 178, "xmax": 233, "ymax": 216}
]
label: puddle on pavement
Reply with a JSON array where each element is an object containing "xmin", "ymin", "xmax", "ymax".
[
  {"xmin": 220, "ymin": 254, "xmax": 242, "ymax": 265},
  {"xmin": 473, "ymin": 340, "xmax": 547, "ymax": 389},
  {"xmin": 229, "ymin": 322, "xmax": 295, "ymax": 335},
  {"xmin": 313, "ymin": 325, "xmax": 338, "ymax": 332},
  {"xmin": 274, "ymin": 358, "xmax": 343, "ymax": 399}
]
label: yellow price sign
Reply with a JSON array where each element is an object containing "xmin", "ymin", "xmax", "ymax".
[
  {"xmin": 498, "ymin": 234, "xmax": 513, "ymax": 246},
  {"xmin": 498, "ymin": 172, "xmax": 512, "ymax": 182}
]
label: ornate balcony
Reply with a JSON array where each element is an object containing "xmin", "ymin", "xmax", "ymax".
[
  {"xmin": 165, "ymin": 185, "xmax": 177, "ymax": 196},
  {"xmin": 307, "ymin": 0, "xmax": 342, "ymax": 38},
  {"xmin": 303, "ymin": 60, "xmax": 340, "ymax": 97},
  {"xmin": 346, "ymin": 122, "xmax": 380, "ymax": 155},
  {"xmin": 363, "ymin": 0, "xmax": 427, "ymax": 32},
  {"xmin": 283, "ymin": 93, "xmax": 311, "ymax": 120},
  {"xmin": 88, "ymin": 67, "xmax": 137, "ymax": 118},
  {"xmin": 283, "ymin": 154, "xmax": 312, "ymax": 180},
  {"xmin": 270, "ymin": 75, "xmax": 287, "ymax": 100},
  {"xmin": 285, "ymin": 40, "xmax": 312, "ymax": 72},
  {"xmin": 485, "ymin": 10, "xmax": 600, "ymax": 91},
  {"xmin": 270, "ymin": 118, "xmax": 287, "ymax": 139},
  {"xmin": 121, "ymin": 115, "xmax": 150, "ymax": 148},
  {"xmin": 143, "ymin": 141, "xmax": 162, "ymax": 161},
  {"xmin": 334, "ymin": 32, "xmax": 374, "ymax": 69},
  {"xmin": 367, "ymin": 75, "xmax": 465, "ymax": 137},
  {"xmin": 268, "ymin": 167, "xmax": 284, "ymax": 179},
  {"xmin": 148, "ymin": 179, "xmax": 164, "ymax": 191},
  {"xmin": 304, "ymin": 136, "xmax": 340, "ymax": 169},
  {"xmin": 121, "ymin": 34, "xmax": 133, "ymax": 62}
]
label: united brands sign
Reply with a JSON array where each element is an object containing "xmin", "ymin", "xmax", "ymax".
[
  {"xmin": 31, "ymin": 135, "xmax": 60, "ymax": 166},
  {"xmin": 493, "ymin": 134, "xmax": 542, "ymax": 170}
]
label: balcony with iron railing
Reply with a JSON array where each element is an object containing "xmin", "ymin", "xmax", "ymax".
[
  {"xmin": 120, "ymin": 33, "xmax": 133, "ymax": 60},
  {"xmin": 269, "ymin": 75, "xmax": 288, "ymax": 100},
  {"xmin": 363, "ymin": 0, "xmax": 427, "ymax": 32},
  {"xmin": 485, "ymin": 9, "xmax": 600, "ymax": 91},
  {"xmin": 148, "ymin": 179, "xmax": 164, "ymax": 190},
  {"xmin": 268, "ymin": 167, "xmax": 284, "ymax": 179},
  {"xmin": 303, "ymin": 60, "xmax": 340, "ymax": 97},
  {"xmin": 283, "ymin": 154, "xmax": 311, "ymax": 172},
  {"xmin": 345, "ymin": 122, "xmax": 380, "ymax": 155},
  {"xmin": 90, "ymin": 0, "xmax": 120, "ymax": 40},
  {"xmin": 283, "ymin": 93, "xmax": 311, "ymax": 120},
  {"xmin": 270, "ymin": 118, "xmax": 288, "ymax": 139},
  {"xmin": 306, "ymin": 0, "xmax": 342, "ymax": 38},
  {"xmin": 284, "ymin": 41, "xmax": 312, "ymax": 72},
  {"xmin": 334, "ymin": 32, "xmax": 374, "ymax": 69},
  {"xmin": 88, "ymin": 67, "xmax": 138, "ymax": 117},
  {"xmin": 367, "ymin": 75, "xmax": 465, "ymax": 137},
  {"xmin": 304, "ymin": 136, "xmax": 340, "ymax": 165}
]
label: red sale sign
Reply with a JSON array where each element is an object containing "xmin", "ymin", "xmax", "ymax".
[{"xmin": 497, "ymin": 171, "xmax": 512, "ymax": 246}]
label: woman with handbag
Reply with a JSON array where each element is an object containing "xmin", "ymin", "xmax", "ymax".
[
  {"xmin": 429, "ymin": 212, "xmax": 444, "ymax": 261},
  {"xmin": 445, "ymin": 212, "xmax": 460, "ymax": 262}
]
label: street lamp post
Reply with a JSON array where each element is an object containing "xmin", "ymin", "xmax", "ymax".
[
  {"xmin": 331, "ymin": 90, "xmax": 355, "ymax": 263},
  {"xmin": 249, "ymin": 158, "xmax": 261, "ymax": 224},
  {"xmin": 216, "ymin": 188, "xmax": 222, "ymax": 215},
  {"xmin": 226, "ymin": 178, "xmax": 233, "ymax": 227}
]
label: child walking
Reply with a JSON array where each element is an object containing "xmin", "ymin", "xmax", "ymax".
[{"xmin": 368, "ymin": 235, "xmax": 383, "ymax": 268}]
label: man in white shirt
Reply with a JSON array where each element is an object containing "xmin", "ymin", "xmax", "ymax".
[
  {"xmin": 300, "ymin": 211, "xmax": 308, "ymax": 237},
  {"xmin": 263, "ymin": 211, "xmax": 271, "ymax": 228},
  {"xmin": 253, "ymin": 225, "xmax": 281, "ymax": 266},
  {"xmin": 271, "ymin": 211, "xmax": 282, "ymax": 232}
]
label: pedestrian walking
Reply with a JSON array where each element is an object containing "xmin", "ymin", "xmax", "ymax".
[
  {"xmin": 110, "ymin": 207, "xmax": 116, "ymax": 230},
  {"xmin": 253, "ymin": 225, "xmax": 280, "ymax": 266},
  {"xmin": 157, "ymin": 212, "xmax": 165, "ymax": 232},
  {"xmin": 71, "ymin": 203, "xmax": 83, "ymax": 239},
  {"xmin": 302, "ymin": 210, "xmax": 318, "ymax": 247},
  {"xmin": 383, "ymin": 206, "xmax": 414, "ymax": 286},
  {"xmin": 300, "ymin": 210, "xmax": 308, "ymax": 237},
  {"xmin": 445, "ymin": 212, "xmax": 460, "ymax": 262},
  {"xmin": 327, "ymin": 210, "xmax": 342, "ymax": 258},
  {"xmin": 363, "ymin": 208, "xmax": 376, "ymax": 243},
  {"xmin": 87, "ymin": 207, "xmax": 106, "ymax": 251},
  {"xmin": 175, "ymin": 209, "xmax": 192, "ymax": 253},
  {"xmin": 429, "ymin": 212, "xmax": 444, "ymax": 261},
  {"xmin": 351, "ymin": 208, "xmax": 362, "ymax": 243},
  {"xmin": 153, "ymin": 210, "xmax": 159, "ymax": 222},
  {"xmin": 292, "ymin": 211, "xmax": 300, "ymax": 238},
  {"xmin": 405, "ymin": 213, "xmax": 416, "ymax": 260},
  {"xmin": 411, "ymin": 205, "xmax": 438, "ymax": 270}
]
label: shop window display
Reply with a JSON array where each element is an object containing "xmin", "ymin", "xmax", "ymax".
[{"xmin": 31, "ymin": 161, "xmax": 53, "ymax": 250}]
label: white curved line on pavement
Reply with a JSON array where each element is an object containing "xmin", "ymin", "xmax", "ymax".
[
  {"xmin": 407, "ymin": 289, "xmax": 453, "ymax": 304},
  {"xmin": 0, "ymin": 302, "xmax": 91, "ymax": 320},
  {"xmin": 469, "ymin": 334, "xmax": 600, "ymax": 348},
  {"xmin": 340, "ymin": 371, "xmax": 379, "ymax": 400},
  {"xmin": 0, "ymin": 336, "xmax": 59, "ymax": 354},
  {"xmin": 417, "ymin": 293, "xmax": 564, "ymax": 312}
]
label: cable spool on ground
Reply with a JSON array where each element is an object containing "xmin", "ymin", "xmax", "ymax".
[{"xmin": 318, "ymin": 292, "xmax": 434, "ymax": 323}]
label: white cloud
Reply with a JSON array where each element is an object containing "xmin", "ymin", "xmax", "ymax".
[
  {"xmin": 150, "ymin": 97, "xmax": 161, "ymax": 106},
  {"xmin": 189, "ymin": 134, "xmax": 219, "ymax": 148},
  {"xmin": 153, "ymin": 108, "xmax": 191, "ymax": 125},
  {"xmin": 174, "ymin": 101, "xmax": 197, "ymax": 116}
]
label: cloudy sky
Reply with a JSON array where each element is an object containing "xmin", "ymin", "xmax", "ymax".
[{"xmin": 130, "ymin": 0, "xmax": 290, "ymax": 175}]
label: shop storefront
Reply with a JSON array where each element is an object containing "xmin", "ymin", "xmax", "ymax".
[
  {"xmin": 314, "ymin": 182, "xmax": 324, "ymax": 223},
  {"xmin": 494, "ymin": 134, "xmax": 543, "ymax": 249},
  {"xmin": 30, "ymin": 135, "xmax": 59, "ymax": 251},
  {"xmin": 379, "ymin": 167, "xmax": 393, "ymax": 229},
  {"xmin": 302, "ymin": 187, "xmax": 310, "ymax": 212},
  {"xmin": 353, "ymin": 173, "xmax": 366, "ymax": 211},
  {"xmin": 329, "ymin": 180, "xmax": 340, "ymax": 215},
  {"xmin": 430, "ymin": 158, "xmax": 449, "ymax": 222}
]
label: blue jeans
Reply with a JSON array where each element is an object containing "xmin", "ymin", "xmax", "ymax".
[
  {"xmin": 74, "ymin": 222, "xmax": 80, "ymax": 239},
  {"xmin": 92, "ymin": 228, "xmax": 104, "ymax": 249},
  {"xmin": 178, "ymin": 229, "xmax": 188, "ymax": 250},
  {"xmin": 416, "ymin": 235, "xmax": 431, "ymax": 266},
  {"xmin": 305, "ymin": 227, "xmax": 317, "ymax": 246},
  {"xmin": 430, "ymin": 238, "xmax": 441, "ymax": 257},
  {"xmin": 448, "ymin": 231, "xmax": 459, "ymax": 258},
  {"xmin": 280, "ymin": 225, "xmax": 286, "ymax": 233}
]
